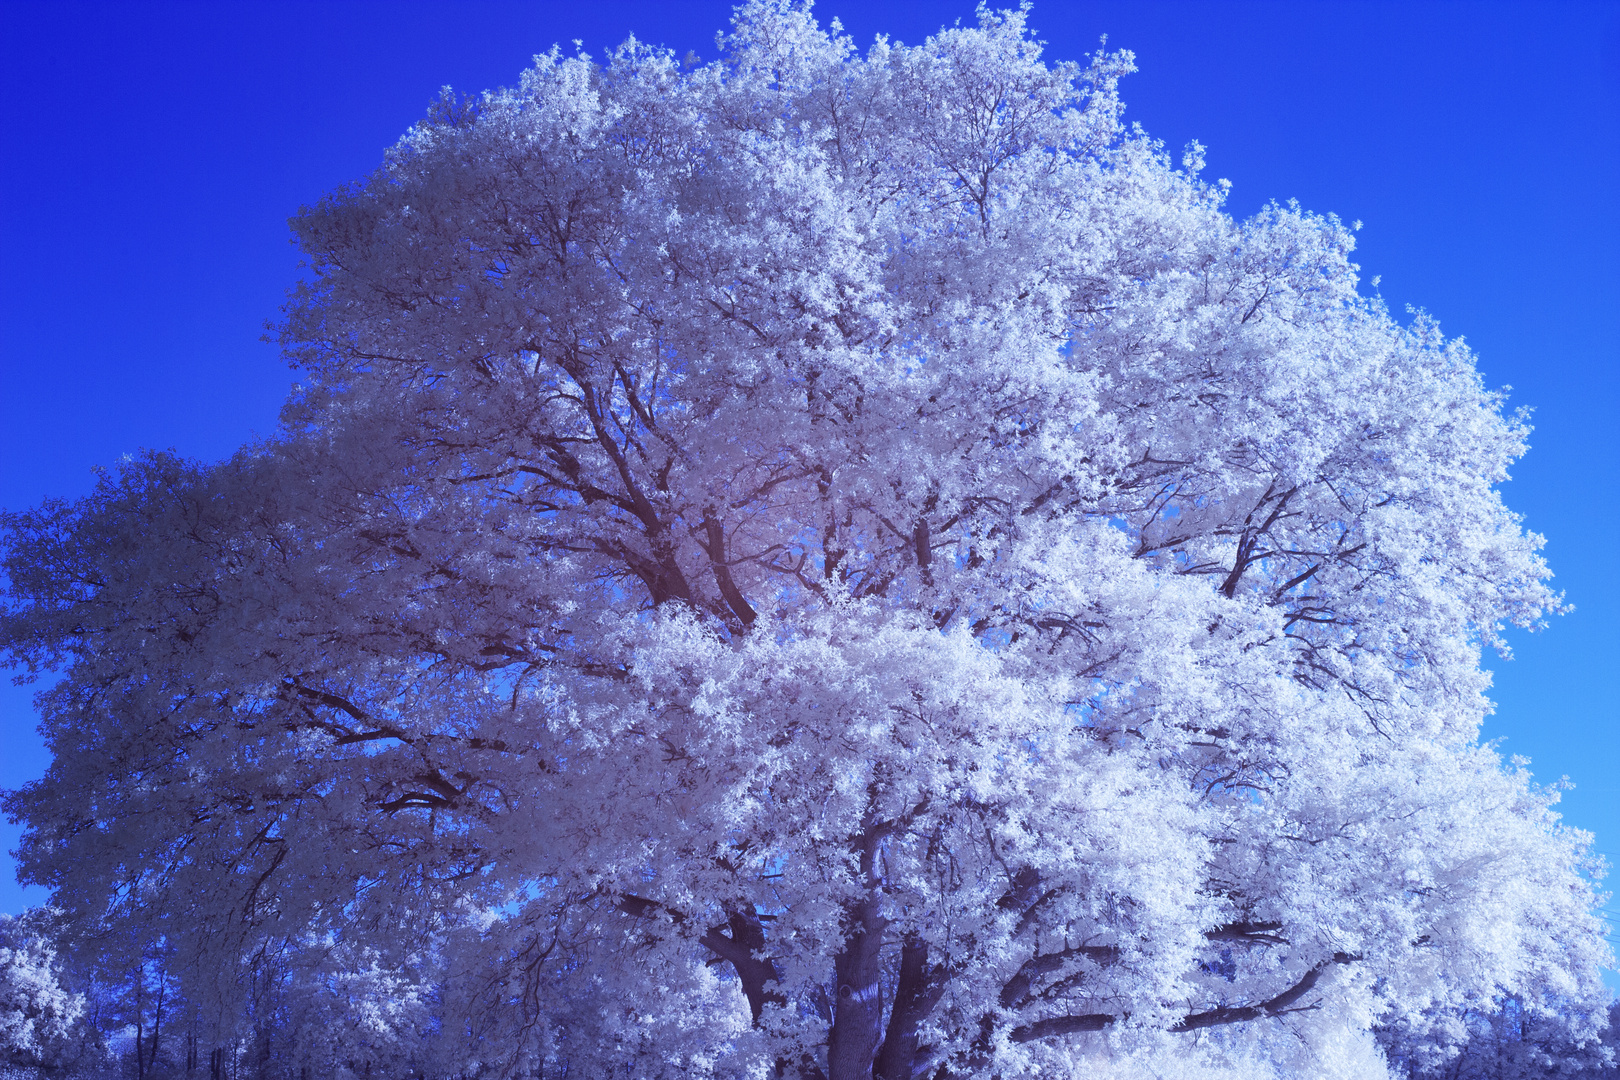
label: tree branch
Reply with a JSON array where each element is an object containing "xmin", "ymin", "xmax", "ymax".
[{"xmin": 1008, "ymin": 952, "xmax": 1358, "ymax": 1043}]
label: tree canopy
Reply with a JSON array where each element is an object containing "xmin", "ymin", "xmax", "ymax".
[{"xmin": 1, "ymin": 4, "xmax": 1608, "ymax": 1078}]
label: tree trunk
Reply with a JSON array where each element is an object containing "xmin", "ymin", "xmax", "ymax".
[
  {"xmin": 875, "ymin": 937, "xmax": 945, "ymax": 1080},
  {"xmin": 826, "ymin": 893, "xmax": 887, "ymax": 1080}
]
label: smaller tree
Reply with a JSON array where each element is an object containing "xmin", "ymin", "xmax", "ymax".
[
  {"xmin": 1382, "ymin": 994, "xmax": 1618, "ymax": 1079},
  {"xmin": 0, "ymin": 910, "xmax": 100, "ymax": 1076}
]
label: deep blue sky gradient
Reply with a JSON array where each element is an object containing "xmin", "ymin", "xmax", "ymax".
[{"xmin": 3, "ymin": 1, "xmax": 1617, "ymax": 955}]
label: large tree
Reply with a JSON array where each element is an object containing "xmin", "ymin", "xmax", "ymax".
[{"xmin": 1, "ymin": 4, "xmax": 1608, "ymax": 1077}]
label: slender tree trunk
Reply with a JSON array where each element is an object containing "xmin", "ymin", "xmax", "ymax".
[
  {"xmin": 147, "ymin": 975, "xmax": 167, "ymax": 1078},
  {"xmin": 134, "ymin": 971, "xmax": 147, "ymax": 1080}
]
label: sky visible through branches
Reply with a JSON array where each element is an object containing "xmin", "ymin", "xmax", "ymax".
[{"xmin": 1, "ymin": 0, "xmax": 1616, "ymax": 969}]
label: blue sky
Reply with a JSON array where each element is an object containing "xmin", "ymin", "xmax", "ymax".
[{"xmin": 2, "ymin": 0, "xmax": 1616, "ymax": 945}]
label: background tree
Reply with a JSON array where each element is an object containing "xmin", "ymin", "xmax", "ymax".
[
  {"xmin": 0, "ymin": 910, "xmax": 102, "ymax": 1077},
  {"xmin": 1381, "ymin": 996, "xmax": 1620, "ymax": 1079},
  {"xmin": 1, "ymin": 3, "xmax": 1609, "ymax": 1078}
]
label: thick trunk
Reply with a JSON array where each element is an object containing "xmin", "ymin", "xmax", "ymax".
[
  {"xmin": 826, "ymin": 894, "xmax": 888, "ymax": 1080},
  {"xmin": 874, "ymin": 936, "xmax": 945, "ymax": 1080}
]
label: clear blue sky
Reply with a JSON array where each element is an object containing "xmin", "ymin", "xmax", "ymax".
[{"xmin": 2, "ymin": 0, "xmax": 1617, "ymax": 947}]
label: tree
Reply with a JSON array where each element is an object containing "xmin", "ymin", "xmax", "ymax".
[
  {"xmin": 1381, "ymin": 994, "xmax": 1618, "ymax": 1079},
  {"xmin": 0, "ymin": 911, "xmax": 100, "ymax": 1076},
  {"xmin": 1, "ymin": 3, "xmax": 1609, "ymax": 1078}
]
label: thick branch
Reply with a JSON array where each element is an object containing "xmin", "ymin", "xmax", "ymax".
[
  {"xmin": 1008, "ymin": 952, "xmax": 1358, "ymax": 1043},
  {"xmin": 1173, "ymin": 952, "xmax": 1358, "ymax": 1031},
  {"xmin": 619, "ymin": 894, "xmax": 781, "ymax": 1025},
  {"xmin": 699, "ymin": 911, "xmax": 783, "ymax": 1024},
  {"xmin": 999, "ymin": 944, "xmax": 1120, "ymax": 1009},
  {"xmin": 1205, "ymin": 920, "xmax": 1287, "ymax": 946},
  {"xmin": 1009, "ymin": 1012, "xmax": 1113, "ymax": 1042},
  {"xmin": 701, "ymin": 513, "xmax": 757, "ymax": 627},
  {"xmin": 913, "ymin": 517, "xmax": 932, "ymax": 584}
]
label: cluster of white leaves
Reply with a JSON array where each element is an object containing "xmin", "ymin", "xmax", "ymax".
[
  {"xmin": 0, "ymin": 913, "xmax": 86, "ymax": 1070},
  {"xmin": 0, "ymin": 3, "xmax": 1607, "ymax": 1078}
]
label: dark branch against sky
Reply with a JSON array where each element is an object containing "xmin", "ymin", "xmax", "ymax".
[{"xmin": 1, "ymin": 0, "xmax": 1616, "ymax": 919}]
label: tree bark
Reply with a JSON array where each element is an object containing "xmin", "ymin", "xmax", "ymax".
[
  {"xmin": 702, "ymin": 513, "xmax": 757, "ymax": 627},
  {"xmin": 874, "ymin": 936, "xmax": 945, "ymax": 1080},
  {"xmin": 1008, "ymin": 952, "xmax": 1360, "ymax": 1043},
  {"xmin": 826, "ymin": 893, "xmax": 887, "ymax": 1080},
  {"xmin": 698, "ymin": 909, "xmax": 783, "ymax": 1023}
]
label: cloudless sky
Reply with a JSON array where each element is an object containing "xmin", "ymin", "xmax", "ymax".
[{"xmin": 2, "ymin": 0, "xmax": 1617, "ymax": 960}]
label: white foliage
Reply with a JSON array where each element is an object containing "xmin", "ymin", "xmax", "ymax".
[
  {"xmin": 0, "ymin": 913, "xmax": 85, "ymax": 1069},
  {"xmin": 0, "ymin": 2, "xmax": 1607, "ymax": 1078}
]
